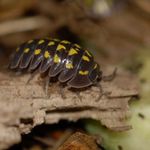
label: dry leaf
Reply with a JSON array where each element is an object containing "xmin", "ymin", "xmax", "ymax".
[{"xmin": 58, "ymin": 132, "xmax": 99, "ymax": 150}]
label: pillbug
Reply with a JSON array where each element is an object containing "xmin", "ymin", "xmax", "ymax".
[{"xmin": 9, "ymin": 38, "xmax": 116, "ymax": 100}]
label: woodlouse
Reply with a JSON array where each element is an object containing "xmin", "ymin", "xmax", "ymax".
[{"xmin": 9, "ymin": 38, "xmax": 116, "ymax": 99}]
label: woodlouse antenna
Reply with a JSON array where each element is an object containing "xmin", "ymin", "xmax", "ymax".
[{"xmin": 102, "ymin": 67, "xmax": 117, "ymax": 82}]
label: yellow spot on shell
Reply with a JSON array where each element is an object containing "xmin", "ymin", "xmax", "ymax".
[
  {"xmin": 94, "ymin": 64, "xmax": 97, "ymax": 69},
  {"xmin": 66, "ymin": 62, "xmax": 73, "ymax": 69},
  {"xmin": 54, "ymin": 54, "xmax": 60, "ymax": 63},
  {"xmin": 38, "ymin": 40, "xmax": 45, "ymax": 44},
  {"xmin": 53, "ymin": 38, "xmax": 60, "ymax": 42},
  {"xmin": 28, "ymin": 40, "xmax": 33, "ymax": 44},
  {"xmin": 61, "ymin": 40, "xmax": 71, "ymax": 44},
  {"xmin": 34, "ymin": 49, "xmax": 41, "ymax": 55},
  {"xmin": 85, "ymin": 50, "xmax": 92, "ymax": 57},
  {"xmin": 79, "ymin": 70, "xmax": 89, "ymax": 75},
  {"xmin": 74, "ymin": 44, "xmax": 81, "ymax": 48},
  {"xmin": 82, "ymin": 55, "xmax": 90, "ymax": 62},
  {"xmin": 48, "ymin": 41, "xmax": 55, "ymax": 46},
  {"xmin": 24, "ymin": 48, "xmax": 30, "ymax": 53},
  {"xmin": 68, "ymin": 48, "xmax": 78, "ymax": 56},
  {"xmin": 16, "ymin": 47, "xmax": 19, "ymax": 52},
  {"xmin": 44, "ymin": 51, "xmax": 50, "ymax": 58},
  {"xmin": 56, "ymin": 44, "xmax": 66, "ymax": 51}
]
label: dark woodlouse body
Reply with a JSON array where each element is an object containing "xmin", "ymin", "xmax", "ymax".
[{"xmin": 9, "ymin": 38, "xmax": 102, "ymax": 89}]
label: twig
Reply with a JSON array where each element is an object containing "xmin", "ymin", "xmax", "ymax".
[
  {"xmin": 34, "ymin": 136, "xmax": 55, "ymax": 147},
  {"xmin": 0, "ymin": 16, "xmax": 50, "ymax": 36}
]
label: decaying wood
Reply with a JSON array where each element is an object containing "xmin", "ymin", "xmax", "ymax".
[
  {"xmin": 58, "ymin": 132, "xmax": 99, "ymax": 150},
  {"xmin": 0, "ymin": 68, "xmax": 139, "ymax": 149}
]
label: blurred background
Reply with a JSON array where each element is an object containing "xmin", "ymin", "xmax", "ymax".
[
  {"xmin": 0, "ymin": 0, "xmax": 149, "ymax": 149},
  {"xmin": 0, "ymin": 0, "xmax": 150, "ymax": 66}
]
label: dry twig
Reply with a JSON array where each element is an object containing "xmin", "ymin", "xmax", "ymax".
[{"xmin": 0, "ymin": 16, "xmax": 50, "ymax": 36}]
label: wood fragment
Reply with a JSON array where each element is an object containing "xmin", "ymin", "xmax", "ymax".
[
  {"xmin": 0, "ymin": 68, "xmax": 139, "ymax": 149},
  {"xmin": 57, "ymin": 132, "xmax": 99, "ymax": 150}
]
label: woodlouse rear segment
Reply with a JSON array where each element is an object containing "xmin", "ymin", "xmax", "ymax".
[{"xmin": 9, "ymin": 38, "xmax": 102, "ymax": 90}]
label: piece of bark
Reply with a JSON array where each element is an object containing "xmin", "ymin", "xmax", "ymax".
[
  {"xmin": 0, "ymin": 68, "xmax": 139, "ymax": 149},
  {"xmin": 57, "ymin": 132, "xmax": 99, "ymax": 150},
  {"xmin": 0, "ymin": 125, "xmax": 21, "ymax": 150}
]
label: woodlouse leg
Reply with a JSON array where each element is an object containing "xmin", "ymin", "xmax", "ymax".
[
  {"xmin": 13, "ymin": 68, "xmax": 24, "ymax": 76},
  {"xmin": 95, "ymin": 83, "xmax": 111, "ymax": 102},
  {"xmin": 102, "ymin": 68, "xmax": 117, "ymax": 82},
  {"xmin": 75, "ymin": 91, "xmax": 82, "ymax": 101},
  {"xmin": 15, "ymin": 70, "xmax": 23, "ymax": 76},
  {"xmin": 67, "ymin": 86, "xmax": 82, "ymax": 101},
  {"xmin": 58, "ymin": 84, "xmax": 66, "ymax": 99},
  {"xmin": 44, "ymin": 76, "xmax": 51, "ymax": 98},
  {"xmin": 26, "ymin": 69, "xmax": 39, "ymax": 84}
]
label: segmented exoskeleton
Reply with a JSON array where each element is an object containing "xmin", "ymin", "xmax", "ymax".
[{"xmin": 9, "ymin": 38, "xmax": 115, "ymax": 100}]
